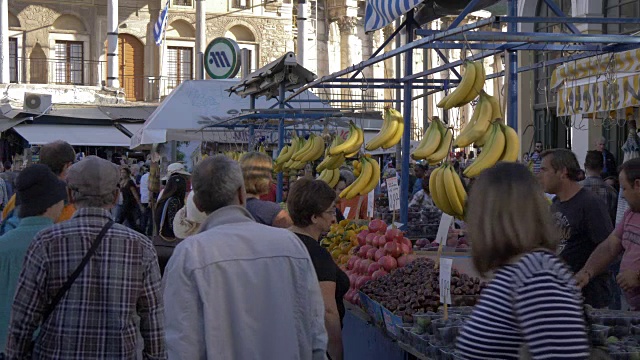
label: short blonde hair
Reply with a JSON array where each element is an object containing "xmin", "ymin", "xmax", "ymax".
[
  {"xmin": 467, "ymin": 162, "xmax": 558, "ymax": 276},
  {"xmin": 240, "ymin": 152, "xmax": 273, "ymax": 196}
]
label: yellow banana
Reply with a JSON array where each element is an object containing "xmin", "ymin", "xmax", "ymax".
[
  {"xmin": 346, "ymin": 156, "xmax": 372, "ymax": 199},
  {"xmin": 316, "ymin": 149, "xmax": 331, "ymax": 172},
  {"xmin": 484, "ymin": 91, "xmax": 503, "ymax": 122},
  {"xmin": 427, "ymin": 124, "xmax": 453, "ymax": 164},
  {"xmin": 499, "ymin": 123, "xmax": 519, "ymax": 162},
  {"xmin": 326, "ymin": 152, "xmax": 345, "ymax": 170},
  {"xmin": 298, "ymin": 134, "xmax": 325, "ymax": 162},
  {"xmin": 474, "ymin": 121, "xmax": 493, "ymax": 147},
  {"xmin": 292, "ymin": 137, "xmax": 311, "ymax": 161},
  {"xmin": 464, "ymin": 123, "xmax": 506, "ymax": 178},
  {"xmin": 451, "ymin": 166, "xmax": 467, "ymax": 213},
  {"xmin": 412, "ymin": 117, "xmax": 442, "ymax": 160},
  {"xmin": 366, "ymin": 107, "xmax": 394, "ymax": 150},
  {"xmin": 429, "ymin": 166, "xmax": 442, "ymax": 209},
  {"xmin": 328, "ymin": 169, "xmax": 341, "ymax": 188},
  {"xmin": 440, "ymin": 61, "xmax": 477, "ymax": 109},
  {"xmin": 359, "ymin": 157, "xmax": 380, "ymax": 196},
  {"xmin": 329, "ymin": 122, "xmax": 363, "ymax": 156},
  {"xmin": 443, "ymin": 165, "xmax": 464, "ymax": 216},
  {"xmin": 434, "ymin": 165, "xmax": 454, "ymax": 215},
  {"xmin": 381, "ymin": 108, "xmax": 404, "ymax": 149},
  {"xmin": 275, "ymin": 145, "xmax": 291, "ymax": 165},
  {"xmin": 460, "ymin": 60, "xmax": 486, "ymax": 104},
  {"xmin": 453, "ymin": 93, "xmax": 492, "ymax": 148},
  {"xmin": 317, "ymin": 169, "xmax": 331, "ymax": 183}
]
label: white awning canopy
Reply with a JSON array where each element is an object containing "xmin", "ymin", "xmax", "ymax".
[
  {"xmin": 14, "ymin": 124, "xmax": 133, "ymax": 147},
  {"xmin": 130, "ymin": 79, "xmax": 333, "ymax": 149}
]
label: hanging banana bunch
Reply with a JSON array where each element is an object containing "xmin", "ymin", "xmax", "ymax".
[
  {"xmin": 430, "ymin": 163, "xmax": 467, "ymax": 220},
  {"xmin": 437, "ymin": 60, "xmax": 486, "ymax": 110},
  {"xmin": 365, "ymin": 107, "xmax": 405, "ymax": 151},
  {"xmin": 339, "ymin": 156, "xmax": 380, "ymax": 200},
  {"xmin": 411, "ymin": 117, "xmax": 453, "ymax": 165}
]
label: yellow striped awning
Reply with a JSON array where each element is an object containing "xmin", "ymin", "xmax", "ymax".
[{"xmin": 553, "ymin": 48, "xmax": 640, "ymax": 116}]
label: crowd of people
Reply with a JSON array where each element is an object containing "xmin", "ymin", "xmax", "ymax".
[{"xmin": 0, "ymin": 134, "xmax": 638, "ymax": 359}]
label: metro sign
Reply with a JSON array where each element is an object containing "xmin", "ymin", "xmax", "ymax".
[{"xmin": 204, "ymin": 37, "xmax": 241, "ymax": 79}]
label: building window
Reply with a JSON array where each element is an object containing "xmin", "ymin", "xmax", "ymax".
[
  {"xmin": 9, "ymin": 38, "xmax": 17, "ymax": 83},
  {"xmin": 232, "ymin": 0, "xmax": 251, "ymax": 10},
  {"xmin": 533, "ymin": 0, "xmax": 572, "ymax": 149},
  {"xmin": 172, "ymin": 0, "xmax": 193, "ymax": 6},
  {"xmin": 54, "ymin": 41, "xmax": 84, "ymax": 85},
  {"xmin": 167, "ymin": 46, "xmax": 193, "ymax": 88},
  {"xmin": 604, "ymin": 0, "xmax": 640, "ymax": 34}
]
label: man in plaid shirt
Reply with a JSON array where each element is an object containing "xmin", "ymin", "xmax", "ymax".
[
  {"xmin": 581, "ymin": 150, "xmax": 618, "ymax": 224},
  {"xmin": 4, "ymin": 156, "xmax": 166, "ymax": 359}
]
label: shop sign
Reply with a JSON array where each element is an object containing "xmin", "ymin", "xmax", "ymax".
[
  {"xmin": 205, "ymin": 37, "xmax": 241, "ymax": 79},
  {"xmin": 557, "ymin": 73, "xmax": 640, "ymax": 116}
]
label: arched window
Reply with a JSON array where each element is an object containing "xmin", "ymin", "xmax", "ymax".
[
  {"xmin": 604, "ymin": 0, "xmax": 640, "ymax": 34},
  {"xmin": 532, "ymin": 0, "xmax": 572, "ymax": 149},
  {"xmin": 165, "ymin": 20, "xmax": 195, "ymax": 89},
  {"xmin": 225, "ymin": 25, "xmax": 259, "ymax": 74},
  {"xmin": 9, "ymin": 13, "xmax": 21, "ymax": 83},
  {"xmin": 48, "ymin": 14, "xmax": 90, "ymax": 85}
]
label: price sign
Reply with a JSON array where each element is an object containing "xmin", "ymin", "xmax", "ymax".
[
  {"xmin": 385, "ymin": 177, "xmax": 400, "ymax": 211},
  {"xmin": 367, "ymin": 191, "xmax": 374, "ymax": 218},
  {"xmin": 433, "ymin": 213, "xmax": 454, "ymax": 244},
  {"xmin": 343, "ymin": 207, "xmax": 351, "ymax": 218},
  {"xmin": 439, "ymin": 257, "xmax": 453, "ymax": 305}
]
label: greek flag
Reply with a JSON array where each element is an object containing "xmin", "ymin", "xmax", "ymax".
[
  {"xmin": 154, "ymin": 0, "xmax": 170, "ymax": 45},
  {"xmin": 365, "ymin": 0, "xmax": 423, "ymax": 32}
]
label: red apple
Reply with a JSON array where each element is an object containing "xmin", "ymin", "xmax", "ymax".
[{"xmin": 379, "ymin": 255, "xmax": 398, "ymax": 272}]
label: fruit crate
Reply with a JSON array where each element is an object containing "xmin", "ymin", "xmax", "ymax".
[
  {"xmin": 358, "ymin": 291, "xmax": 384, "ymax": 327},
  {"xmin": 381, "ymin": 306, "xmax": 404, "ymax": 338}
]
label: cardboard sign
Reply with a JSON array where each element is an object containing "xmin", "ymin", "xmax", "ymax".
[
  {"xmin": 433, "ymin": 213, "xmax": 454, "ymax": 244},
  {"xmin": 439, "ymin": 257, "xmax": 453, "ymax": 305},
  {"xmin": 385, "ymin": 177, "xmax": 400, "ymax": 211},
  {"xmin": 367, "ymin": 191, "xmax": 375, "ymax": 218},
  {"xmin": 343, "ymin": 207, "xmax": 351, "ymax": 219}
]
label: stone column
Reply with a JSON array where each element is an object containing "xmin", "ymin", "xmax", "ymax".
[
  {"xmin": 195, "ymin": 0, "xmax": 206, "ymax": 79},
  {"xmin": 338, "ymin": 16, "xmax": 358, "ymax": 108},
  {"xmin": 107, "ymin": 0, "xmax": 119, "ymax": 88},
  {"xmin": 0, "ymin": 0, "xmax": 9, "ymax": 84}
]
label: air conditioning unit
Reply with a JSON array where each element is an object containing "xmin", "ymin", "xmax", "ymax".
[{"xmin": 23, "ymin": 93, "xmax": 52, "ymax": 114}]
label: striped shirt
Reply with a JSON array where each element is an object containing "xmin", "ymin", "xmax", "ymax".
[
  {"xmin": 4, "ymin": 208, "xmax": 166, "ymax": 359},
  {"xmin": 456, "ymin": 251, "xmax": 589, "ymax": 359}
]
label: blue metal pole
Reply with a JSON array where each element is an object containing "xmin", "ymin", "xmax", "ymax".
[
  {"xmin": 276, "ymin": 83, "xmax": 285, "ymax": 203},
  {"xmin": 507, "ymin": 0, "xmax": 518, "ymax": 131},
  {"xmin": 248, "ymin": 124, "xmax": 255, "ymax": 151},
  {"xmin": 400, "ymin": 10, "xmax": 414, "ymax": 227}
]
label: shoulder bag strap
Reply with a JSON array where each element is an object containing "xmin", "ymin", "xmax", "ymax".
[
  {"xmin": 40, "ymin": 220, "xmax": 114, "ymax": 324},
  {"xmin": 158, "ymin": 200, "xmax": 172, "ymax": 240}
]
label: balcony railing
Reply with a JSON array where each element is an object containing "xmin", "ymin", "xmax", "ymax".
[
  {"xmin": 11, "ymin": 57, "xmax": 105, "ymax": 86},
  {"xmin": 122, "ymin": 75, "xmax": 194, "ymax": 102}
]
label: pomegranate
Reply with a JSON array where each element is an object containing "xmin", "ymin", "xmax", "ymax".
[
  {"xmin": 357, "ymin": 230, "xmax": 369, "ymax": 246},
  {"xmin": 401, "ymin": 237, "xmax": 412, "ymax": 248},
  {"xmin": 368, "ymin": 219, "xmax": 387, "ymax": 233},
  {"xmin": 384, "ymin": 241, "xmax": 400, "ymax": 257},
  {"xmin": 397, "ymin": 254, "xmax": 411, "ymax": 268},
  {"xmin": 374, "ymin": 248, "xmax": 385, "ymax": 261},
  {"xmin": 379, "ymin": 255, "xmax": 398, "ymax": 272},
  {"xmin": 366, "ymin": 248, "xmax": 377, "ymax": 260},
  {"xmin": 365, "ymin": 232, "xmax": 377, "ymax": 246},
  {"xmin": 367, "ymin": 262, "xmax": 382, "ymax": 275},
  {"xmin": 372, "ymin": 269, "xmax": 388, "ymax": 280},
  {"xmin": 348, "ymin": 274, "xmax": 357, "ymax": 287},
  {"xmin": 347, "ymin": 256, "xmax": 357, "ymax": 270},
  {"xmin": 385, "ymin": 228, "xmax": 403, "ymax": 242},
  {"xmin": 358, "ymin": 245, "xmax": 372, "ymax": 258},
  {"xmin": 400, "ymin": 243, "xmax": 411, "ymax": 255}
]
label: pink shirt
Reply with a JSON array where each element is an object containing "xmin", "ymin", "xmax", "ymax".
[{"xmin": 615, "ymin": 209, "xmax": 640, "ymax": 309}]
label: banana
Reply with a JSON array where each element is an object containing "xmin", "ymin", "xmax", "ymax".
[
  {"xmin": 484, "ymin": 91, "xmax": 503, "ymax": 122},
  {"xmin": 443, "ymin": 165, "xmax": 464, "ymax": 216},
  {"xmin": 381, "ymin": 108, "xmax": 404, "ymax": 149},
  {"xmin": 340, "ymin": 157, "xmax": 370, "ymax": 199},
  {"xmin": 453, "ymin": 93, "xmax": 492, "ymax": 148},
  {"xmin": 328, "ymin": 169, "xmax": 341, "ymax": 188},
  {"xmin": 460, "ymin": 60, "xmax": 486, "ymax": 104},
  {"xmin": 275, "ymin": 145, "xmax": 292, "ymax": 165},
  {"xmin": 292, "ymin": 136, "xmax": 311, "ymax": 161},
  {"xmin": 451, "ymin": 166, "xmax": 468, "ymax": 213},
  {"xmin": 427, "ymin": 123, "xmax": 453, "ymax": 164},
  {"xmin": 464, "ymin": 123, "xmax": 506, "ymax": 178},
  {"xmin": 429, "ymin": 166, "xmax": 442, "ymax": 209},
  {"xmin": 412, "ymin": 117, "xmax": 442, "ymax": 160},
  {"xmin": 298, "ymin": 134, "xmax": 325, "ymax": 162},
  {"xmin": 329, "ymin": 122, "xmax": 363, "ymax": 156},
  {"xmin": 359, "ymin": 157, "xmax": 380, "ymax": 196},
  {"xmin": 438, "ymin": 61, "xmax": 477, "ymax": 110},
  {"xmin": 366, "ymin": 107, "xmax": 394, "ymax": 150},
  {"xmin": 434, "ymin": 165, "xmax": 455, "ymax": 216},
  {"xmin": 317, "ymin": 169, "xmax": 331, "ymax": 183},
  {"xmin": 499, "ymin": 123, "xmax": 519, "ymax": 162},
  {"xmin": 474, "ymin": 121, "xmax": 493, "ymax": 147}
]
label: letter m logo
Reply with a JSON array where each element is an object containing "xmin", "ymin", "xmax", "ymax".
[{"xmin": 209, "ymin": 51, "xmax": 231, "ymax": 68}]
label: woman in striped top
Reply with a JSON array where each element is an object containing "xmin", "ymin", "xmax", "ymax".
[{"xmin": 456, "ymin": 162, "xmax": 590, "ymax": 359}]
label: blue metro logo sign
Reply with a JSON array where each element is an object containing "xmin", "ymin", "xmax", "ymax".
[{"xmin": 204, "ymin": 37, "xmax": 241, "ymax": 79}]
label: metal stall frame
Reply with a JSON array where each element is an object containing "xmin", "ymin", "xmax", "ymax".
[{"xmin": 279, "ymin": 0, "xmax": 640, "ymax": 226}]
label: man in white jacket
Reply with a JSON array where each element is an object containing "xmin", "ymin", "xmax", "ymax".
[{"xmin": 163, "ymin": 155, "xmax": 328, "ymax": 360}]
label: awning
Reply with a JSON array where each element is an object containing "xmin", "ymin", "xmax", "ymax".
[
  {"xmin": 14, "ymin": 124, "xmax": 133, "ymax": 147},
  {"xmin": 552, "ymin": 48, "xmax": 640, "ymax": 116}
]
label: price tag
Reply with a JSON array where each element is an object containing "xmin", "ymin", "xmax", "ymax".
[
  {"xmin": 343, "ymin": 207, "xmax": 351, "ymax": 218},
  {"xmin": 439, "ymin": 257, "xmax": 453, "ymax": 305},
  {"xmin": 367, "ymin": 191, "xmax": 374, "ymax": 218},
  {"xmin": 433, "ymin": 213, "xmax": 454, "ymax": 244},
  {"xmin": 385, "ymin": 177, "xmax": 400, "ymax": 211}
]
